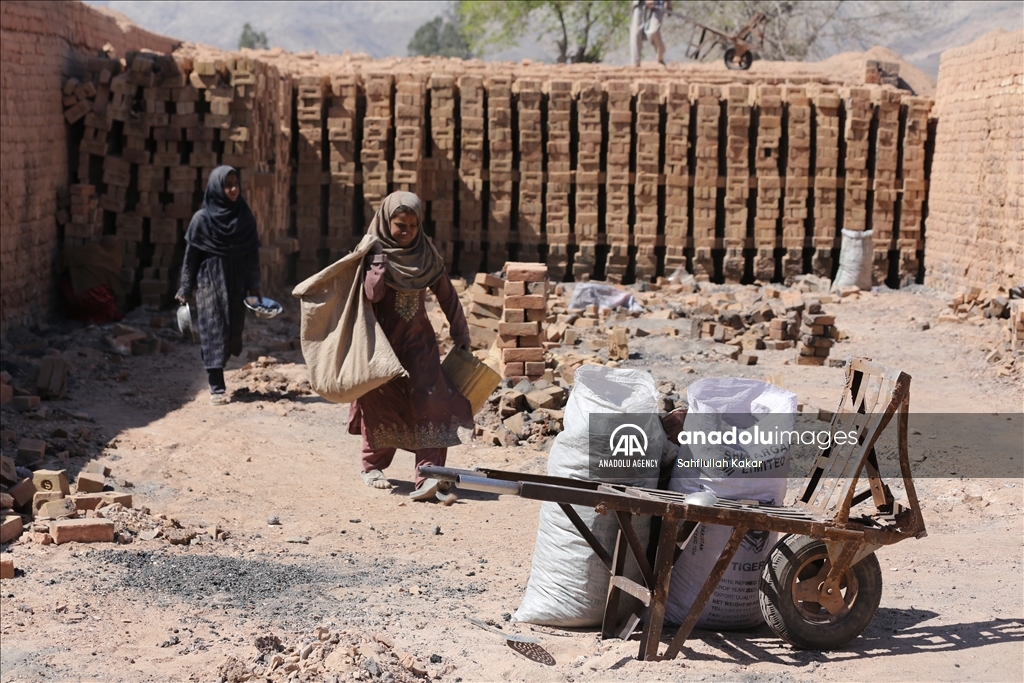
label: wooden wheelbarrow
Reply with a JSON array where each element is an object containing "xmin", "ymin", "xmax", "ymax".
[{"xmin": 422, "ymin": 358, "xmax": 927, "ymax": 660}]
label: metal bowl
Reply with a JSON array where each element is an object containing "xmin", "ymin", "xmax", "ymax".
[
  {"xmin": 684, "ymin": 491, "xmax": 719, "ymax": 507},
  {"xmin": 176, "ymin": 303, "xmax": 199, "ymax": 342},
  {"xmin": 244, "ymin": 296, "xmax": 283, "ymax": 320}
]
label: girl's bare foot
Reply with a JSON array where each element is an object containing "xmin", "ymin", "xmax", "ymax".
[{"xmin": 360, "ymin": 469, "xmax": 392, "ymax": 489}]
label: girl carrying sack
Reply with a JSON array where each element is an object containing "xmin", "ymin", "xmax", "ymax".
[{"xmin": 292, "ymin": 233, "xmax": 406, "ymax": 405}]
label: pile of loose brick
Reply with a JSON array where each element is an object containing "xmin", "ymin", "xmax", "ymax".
[
  {"xmin": 214, "ymin": 627, "xmax": 452, "ymax": 681},
  {"xmin": 468, "ymin": 275, "xmax": 849, "ymax": 449},
  {"xmin": 497, "ymin": 262, "xmax": 550, "ymax": 381},
  {"xmin": 936, "ymin": 288, "xmax": 1014, "ymax": 324},
  {"xmin": 56, "ymin": 45, "xmax": 938, "ymax": 313},
  {"xmin": 1, "ymin": 458, "xmax": 132, "ymax": 548}
]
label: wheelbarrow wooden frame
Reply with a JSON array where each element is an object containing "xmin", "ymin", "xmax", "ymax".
[{"xmin": 422, "ymin": 358, "xmax": 926, "ymax": 660}]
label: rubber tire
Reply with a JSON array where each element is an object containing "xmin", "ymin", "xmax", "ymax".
[
  {"xmin": 759, "ymin": 535, "xmax": 882, "ymax": 650},
  {"xmin": 724, "ymin": 48, "xmax": 754, "ymax": 70}
]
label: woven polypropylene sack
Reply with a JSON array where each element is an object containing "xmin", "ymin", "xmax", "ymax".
[
  {"xmin": 833, "ymin": 229, "xmax": 874, "ymax": 291},
  {"xmin": 514, "ymin": 366, "xmax": 666, "ymax": 627},
  {"xmin": 666, "ymin": 378, "xmax": 796, "ymax": 629},
  {"xmin": 291, "ymin": 234, "xmax": 406, "ymax": 403}
]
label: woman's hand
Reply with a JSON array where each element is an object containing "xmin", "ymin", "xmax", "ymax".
[
  {"xmin": 175, "ymin": 293, "xmax": 188, "ymax": 305},
  {"xmin": 248, "ymin": 289, "xmax": 263, "ymax": 303},
  {"xmin": 453, "ymin": 336, "xmax": 472, "ymax": 354}
]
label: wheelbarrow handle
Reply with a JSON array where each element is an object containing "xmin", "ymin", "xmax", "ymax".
[{"xmin": 418, "ymin": 465, "xmax": 524, "ymax": 496}]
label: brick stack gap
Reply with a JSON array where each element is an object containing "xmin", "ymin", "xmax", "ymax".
[
  {"xmin": 486, "ymin": 75, "xmax": 513, "ymax": 270},
  {"xmin": 515, "ymin": 78, "xmax": 544, "ymax": 265},
  {"xmin": 573, "ymin": 80, "xmax": 602, "ymax": 280},
  {"xmin": 633, "ymin": 80, "xmax": 661, "ymax": 283},
  {"xmin": 394, "ymin": 74, "xmax": 425, "ymax": 197},
  {"xmin": 295, "ymin": 74, "xmax": 327, "ymax": 280},
  {"xmin": 870, "ymin": 88, "xmax": 901, "ymax": 284},
  {"xmin": 662, "ymin": 82, "xmax": 690, "ymax": 276},
  {"xmin": 811, "ymin": 86, "xmax": 841, "ymax": 277},
  {"xmin": 897, "ymin": 95, "xmax": 931, "ymax": 285},
  {"xmin": 327, "ymin": 73, "xmax": 359, "ymax": 258},
  {"xmin": 361, "ymin": 72, "xmax": 392, "ymax": 259},
  {"xmin": 428, "ymin": 74, "xmax": 457, "ymax": 267},
  {"xmin": 722, "ymin": 84, "xmax": 750, "ymax": 283},
  {"xmin": 692, "ymin": 84, "xmax": 719, "ymax": 281},
  {"xmin": 604, "ymin": 80, "xmax": 632, "ymax": 284},
  {"xmin": 842, "ymin": 87, "xmax": 872, "ymax": 282},
  {"xmin": 499, "ymin": 262, "xmax": 549, "ymax": 380},
  {"xmin": 753, "ymin": 85, "xmax": 782, "ymax": 282},
  {"xmin": 544, "ymin": 79, "xmax": 573, "ymax": 280},
  {"xmin": 457, "ymin": 74, "xmax": 485, "ymax": 274},
  {"xmin": 783, "ymin": 85, "xmax": 811, "ymax": 281}
]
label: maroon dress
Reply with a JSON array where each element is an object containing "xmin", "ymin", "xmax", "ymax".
[{"xmin": 348, "ymin": 254, "xmax": 473, "ymax": 477}]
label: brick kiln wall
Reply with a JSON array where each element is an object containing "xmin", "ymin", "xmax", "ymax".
[
  {"xmin": 924, "ymin": 29, "xmax": 1024, "ymax": 293},
  {"xmin": 0, "ymin": 0, "xmax": 177, "ymax": 332}
]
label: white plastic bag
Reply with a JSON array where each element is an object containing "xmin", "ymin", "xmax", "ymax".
[
  {"xmin": 568, "ymin": 283, "xmax": 644, "ymax": 313},
  {"xmin": 833, "ymin": 229, "xmax": 873, "ymax": 291},
  {"xmin": 514, "ymin": 366, "xmax": 667, "ymax": 627},
  {"xmin": 666, "ymin": 378, "xmax": 797, "ymax": 629}
]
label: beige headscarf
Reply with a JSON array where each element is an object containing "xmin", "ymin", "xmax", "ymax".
[{"xmin": 368, "ymin": 191, "xmax": 445, "ymax": 293}]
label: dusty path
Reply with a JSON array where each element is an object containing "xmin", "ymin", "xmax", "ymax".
[{"xmin": 1, "ymin": 288, "xmax": 1021, "ymax": 683}]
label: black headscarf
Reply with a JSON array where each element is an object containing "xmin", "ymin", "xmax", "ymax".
[{"xmin": 184, "ymin": 166, "xmax": 260, "ymax": 256}]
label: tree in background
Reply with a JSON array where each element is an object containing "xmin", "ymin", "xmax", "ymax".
[
  {"xmin": 459, "ymin": 0, "xmax": 631, "ymax": 64},
  {"xmin": 408, "ymin": 9, "xmax": 473, "ymax": 59},
  {"xmin": 238, "ymin": 23, "xmax": 269, "ymax": 50},
  {"xmin": 668, "ymin": 1, "xmax": 946, "ymax": 62}
]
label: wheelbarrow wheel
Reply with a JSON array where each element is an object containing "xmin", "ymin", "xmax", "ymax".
[
  {"xmin": 759, "ymin": 535, "xmax": 882, "ymax": 650},
  {"xmin": 724, "ymin": 47, "xmax": 754, "ymax": 70}
]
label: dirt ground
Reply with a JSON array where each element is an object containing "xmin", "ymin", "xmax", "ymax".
[{"xmin": 1, "ymin": 285, "xmax": 1021, "ymax": 683}]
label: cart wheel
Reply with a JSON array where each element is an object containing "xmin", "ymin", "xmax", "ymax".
[
  {"xmin": 724, "ymin": 47, "xmax": 754, "ymax": 70},
  {"xmin": 759, "ymin": 535, "xmax": 882, "ymax": 650}
]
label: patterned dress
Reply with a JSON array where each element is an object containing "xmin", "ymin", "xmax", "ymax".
[
  {"xmin": 179, "ymin": 246, "xmax": 261, "ymax": 370},
  {"xmin": 347, "ymin": 258, "xmax": 474, "ymax": 451}
]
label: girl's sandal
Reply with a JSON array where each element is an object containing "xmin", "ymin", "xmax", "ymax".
[
  {"xmin": 409, "ymin": 478, "xmax": 440, "ymax": 501},
  {"xmin": 360, "ymin": 470, "xmax": 392, "ymax": 489}
]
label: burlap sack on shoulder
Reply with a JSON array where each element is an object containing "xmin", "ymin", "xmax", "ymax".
[{"xmin": 292, "ymin": 233, "xmax": 407, "ymax": 403}]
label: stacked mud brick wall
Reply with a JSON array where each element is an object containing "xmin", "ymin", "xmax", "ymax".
[
  {"xmin": 59, "ymin": 57, "xmax": 945, "ymax": 306},
  {"xmin": 923, "ymin": 29, "xmax": 1024, "ymax": 293},
  {"xmin": 11, "ymin": 0, "xmax": 979, "ymax": 335},
  {"xmin": 0, "ymin": 0, "xmax": 177, "ymax": 329}
]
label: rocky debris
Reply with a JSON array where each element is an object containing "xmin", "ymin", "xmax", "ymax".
[
  {"xmin": 0, "ymin": 448, "xmax": 223, "ymax": 548},
  {"xmin": 211, "ymin": 627, "xmax": 446, "ymax": 682},
  {"xmin": 105, "ymin": 323, "xmax": 169, "ymax": 357},
  {"xmin": 457, "ymin": 275, "xmax": 849, "ymax": 448},
  {"xmin": 937, "ymin": 287, "xmax": 1014, "ymax": 324},
  {"xmin": 231, "ymin": 356, "xmax": 312, "ymax": 401},
  {"xmin": 475, "ymin": 379, "xmax": 569, "ymax": 449},
  {"xmin": 935, "ymin": 291, "xmax": 1022, "ymax": 377}
]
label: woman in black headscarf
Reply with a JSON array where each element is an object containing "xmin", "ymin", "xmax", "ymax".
[{"xmin": 176, "ymin": 166, "xmax": 261, "ymax": 403}]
